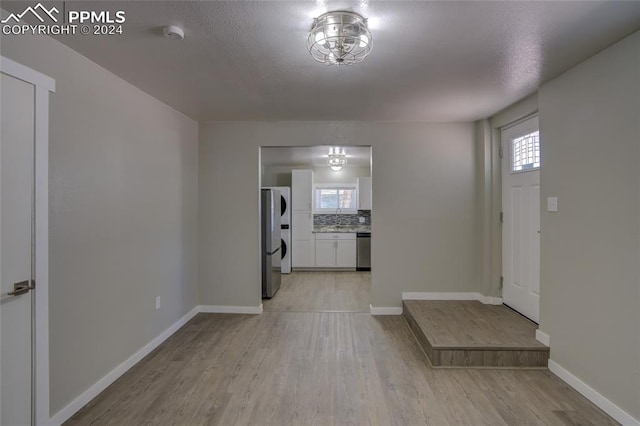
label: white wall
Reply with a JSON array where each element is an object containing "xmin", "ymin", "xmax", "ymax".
[
  {"xmin": 2, "ymin": 33, "xmax": 199, "ymax": 415},
  {"xmin": 199, "ymin": 122, "xmax": 477, "ymax": 308},
  {"xmin": 539, "ymin": 32, "xmax": 640, "ymax": 420},
  {"xmin": 261, "ymin": 165, "xmax": 296, "ymax": 187},
  {"xmin": 312, "ymin": 166, "xmax": 370, "ymax": 184},
  {"xmin": 474, "ymin": 119, "xmax": 493, "ymax": 299},
  {"xmin": 261, "ymin": 164, "xmax": 370, "ymax": 187}
]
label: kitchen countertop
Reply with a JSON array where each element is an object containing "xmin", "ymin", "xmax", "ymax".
[{"xmin": 313, "ymin": 225, "xmax": 371, "ymax": 234}]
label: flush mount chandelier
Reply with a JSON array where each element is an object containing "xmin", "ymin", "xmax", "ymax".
[
  {"xmin": 307, "ymin": 10, "xmax": 372, "ymax": 66},
  {"xmin": 328, "ymin": 147, "xmax": 348, "ymax": 171}
]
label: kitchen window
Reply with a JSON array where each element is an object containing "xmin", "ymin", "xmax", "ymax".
[{"xmin": 314, "ymin": 184, "xmax": 357, "ymax": 213}]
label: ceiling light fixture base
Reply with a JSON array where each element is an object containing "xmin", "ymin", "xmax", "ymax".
[{"xmin": 307, "ymin": 10, "xmax": 372, "ymax": 66}]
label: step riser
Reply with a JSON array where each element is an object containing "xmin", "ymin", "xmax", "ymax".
[
  {"xmin": 403, "ymin": 304, "xmax": 436, "ymax": 362},
  {"xmin": 432, "ymin": 349, "xmax": 549, "ymax": 368}
]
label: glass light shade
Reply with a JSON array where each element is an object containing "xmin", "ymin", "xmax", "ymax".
[
  {"xmin": 328, "ymin": 146, "xmax": 348, "ymax": 171},
  {"xmin": 307, "ymin": 11, "xmax": 372, "ymax": 66}
]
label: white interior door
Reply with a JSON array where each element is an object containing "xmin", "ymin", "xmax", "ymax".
[
  {"xmin": 1, "ymin": 71, "xmax": 36, "ymax": 425},
  {"xmin": 502, "ymin": 116, "xmax": 541, "ymax": 323}
]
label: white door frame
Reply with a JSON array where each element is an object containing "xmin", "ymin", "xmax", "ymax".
[{"xmin": 1, "ymin": 56, "xmax": 55, "ymax": 425}]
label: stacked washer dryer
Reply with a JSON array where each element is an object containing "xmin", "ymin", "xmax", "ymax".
[{"xmin": 263, "ymin": 186, "xmax": 291, "ymax": 273}]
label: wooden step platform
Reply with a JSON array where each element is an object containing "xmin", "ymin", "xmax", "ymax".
[{"xmin": 403, "ymin": 300, "xmax": 549, "ymax": 369}]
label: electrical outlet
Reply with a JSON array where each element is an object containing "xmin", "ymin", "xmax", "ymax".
[
  {"xmin": 155, "ymin": 296, "xmax": 161, "ymax": 310},
  {"xmin": 547, "ymin": 197, "xmax": 558, "ymax": 212},
  {"xmin": 358, "ymin": 217, "xmax": 365, "ymax": 223}
]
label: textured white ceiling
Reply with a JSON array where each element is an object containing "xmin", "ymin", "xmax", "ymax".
[{"xmin": 5, "ymin": 1, "xmax": 640, "ymax": 121}]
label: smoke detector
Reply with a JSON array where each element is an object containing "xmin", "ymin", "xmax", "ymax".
[{"xmin": 163, "ymin": 25, "xmax": 184, "ymax": 40}]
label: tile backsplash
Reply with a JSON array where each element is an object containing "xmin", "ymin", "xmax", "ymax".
[{"xmin": 314, "ymin": 210, "xmax": 371, "ymax": 226}]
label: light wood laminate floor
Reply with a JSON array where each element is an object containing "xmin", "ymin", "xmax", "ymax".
[
  {"xmin": 65, "ymin": 273, "xmax": 617, "ymax": 425},
  {"xmin": 263, "ymin": 271, "xmax": 371, "ymax": 313},
  {"xmin": 67, "ymin": 312, "xmax": 617, "ymax": 425}
]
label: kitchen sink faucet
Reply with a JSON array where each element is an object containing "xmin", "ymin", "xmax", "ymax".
[{"xmin": 335, "ymin": 207, "xmax": 342, "ymax": 225}]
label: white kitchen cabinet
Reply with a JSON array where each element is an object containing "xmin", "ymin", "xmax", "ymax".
[
  {"xmin": 292, "ymin": 169, "xmax": 313, "ymax": 211},
  {"xmin": 292, "ymin": 169, "xmax": 315, "ymax": 268},
  {"xmin": 292, "ymin": 211, "xmax": 312, "ymax": 240},
  {"xmin": 315, "ymin": 240, "xmax": 336, "ymax": 267},
  {"xmin": 292, "ymin": 239, "xmax": 314, "ymax": 267},
  {"xmin": 357, "ymin": 177, "xmax": 372, "ymax": 210},
  {"xmin": 315, "ymin": 233, "xmax": 356, "ymax": 268},
  {"xmin": 336, "ymin": 240, "xmax": 357, "ymax": 267},
  {"xmin": 292, "ymin": 211, "xmax": 314, "ymax": 267}
]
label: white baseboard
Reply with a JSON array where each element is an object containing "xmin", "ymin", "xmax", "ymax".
[
  {"xmin": 535, "ymin": 329, "xmax": 550, "ymax": 346},
  {"xmin": 402, "ymin": 292, "xmax": 479, "ymax": 300},
  {"xmin": 402, "ymin": 292, "xmax": 502, "ymax": 305},
  {"xmin": 49, "ymin": 305, "xmax": 200, "ymax": 426},
  {"xmin": 478, "ymin": 295, "xmax": 504, "ymax": 305},
  {"xmin": 548, "ymin": 360, "xmax": 639, "ymax": 426},
  {"xmin": 198, "ymin": 304, "xmax": 263, "ymax": 314},
  {"xmin": 369, "ymin": 304, "xmax": 403, "ymax": 315}
]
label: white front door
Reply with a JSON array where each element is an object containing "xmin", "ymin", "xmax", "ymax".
[
  {"xmin": 1, "ymin": 72, "xmax": 36, "ymax": 425},
  {"xmin": 502, "ymin": 116, "xmax": 541, "ymax": 323}
]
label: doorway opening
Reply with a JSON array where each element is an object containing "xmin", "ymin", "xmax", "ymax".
[{"xmin": 259, "ymin": 146, "xmax": 372, "ymax": 312}]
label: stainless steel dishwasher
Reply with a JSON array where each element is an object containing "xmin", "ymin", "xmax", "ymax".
[{"xmin": 356, "ymin": 232, "xmax": 371, "ymax": 271}]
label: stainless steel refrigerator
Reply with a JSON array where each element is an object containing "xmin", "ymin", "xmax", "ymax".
[{"xmin": 261, "ymin": 189, "xmax": 282, "ymax": 298}]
